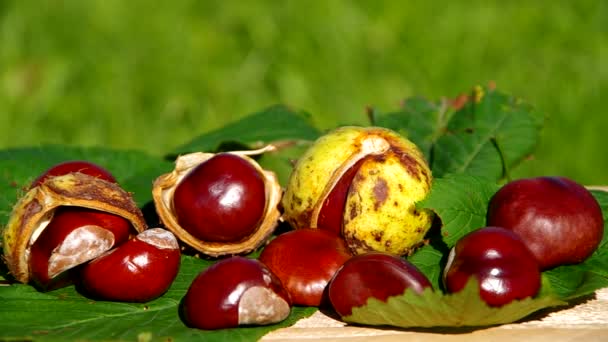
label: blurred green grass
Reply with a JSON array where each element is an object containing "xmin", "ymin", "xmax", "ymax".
[{"xmin": 0, "ymin": 1, "xmax": 606, "ymax": 184}]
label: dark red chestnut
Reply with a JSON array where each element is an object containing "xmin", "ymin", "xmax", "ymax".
[
  {"xmin": 487, "ymin": 176, "xmax": 604, "ymax": 270},
  {"xmin": 172, "ymin": 153, "xmax": 266, "ymax": 242},
  {"xmin": 258, "ymin": 228, "xmax": 352, "ymax": 306},
  {"xmin": 443, "ymin": 226, "xmax": 541, "ymax": 307},
  {"xmin": 29, "ymin": 206, "xmax": 132, "ymax": 289},
  {"xmin": 80, "ymin": 228, "xmax": 181, "ymax": 302},
  {"xmin": 327, "ymin": 252, "xmax": 432, "ymax": 317},
  {"xmin": 182, "ymin": 256, "xmax": 291, "ymax": 330},
  {"xmin": 316, "ymin": 158, "xmax": 368, "ymax": 235},
  {"xmin": 30, "ymin": 160, "xmax": 117, "ymax": 189}
]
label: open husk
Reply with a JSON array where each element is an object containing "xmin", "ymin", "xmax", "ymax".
[
  {"xmin": 2, "ymin": 173, "xmax": 147, "ymax": 284},
  {"xmin": 282, "ymin": 126, "xmax": 434, "ymax": 256},
  {"xmin": 152, "ymin": 148, "xmax": 282, "ymax": 257}
]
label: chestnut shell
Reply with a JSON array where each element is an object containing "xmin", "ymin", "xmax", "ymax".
[{"xmin": 282, "ymin": 126, "xmax": 434, "ymax": 256}]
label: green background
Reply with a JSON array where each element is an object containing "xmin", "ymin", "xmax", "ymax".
[{"xmin": 1, "ymin": 0, "xmax": 606, "ymax": 184}]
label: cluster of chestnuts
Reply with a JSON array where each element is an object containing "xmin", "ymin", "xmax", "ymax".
[
  {"xmin": 2, "ymin": 125, "xmax": 605, "ymax": 331},
  {"xmin": 3, "ymin": 161, "xmax": 181, "ymax": 302}
]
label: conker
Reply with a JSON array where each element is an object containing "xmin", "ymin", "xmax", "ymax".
[
  {"xmin": 282, "ymin": 126, "xmax": 434, "ymax": 256},
  {"xmin": 79, "ymin": 228, "xmax": 181, "ymax": 302},
  {"xmin": 258, "ymin": 228, "xmax": 352, "ymax": 306},
  {"xmin": 30, "ymin": 160, "xmax": 117, "ymax": 189},
  {"xmin": 327, "ymin": 252, "xmax": 432, "ymax": 317},
  {"xmin": 487, "ymin": 176, "xmax": 604, "ymax": 270},
  {"xmin": 29, "ymin": 206, "xmax": 132, "ymax": 289},
  {"xmin": 443, "ymin": 226, "xmax": 541, "ymax": 307},
  {"xmin": 182, "ymin": 256, "xmax": 291, "ymax": 330},
  {"xmin": 173, "ymin": 153, "xmax": 265, "ymax": 242},
  {"xmin": 152, "ymin": 148, "xmax": 282, "ymax": 256}
]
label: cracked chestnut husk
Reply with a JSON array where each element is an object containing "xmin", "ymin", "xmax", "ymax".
[
  {"xmin": 152, "ymin": 146, "xmax": 282, "ymax": 257},
  {"xmin": 3, "ymin": 172, "xmax": 147, "ymax": 285},
  {"xmin": 282, "ymin": 126, "xmax": 433, "ymax": 256}
]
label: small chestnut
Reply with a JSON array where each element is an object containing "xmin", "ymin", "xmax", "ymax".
[
  {"xmin": 327, "ymin": 252, "xmax": 432, "ymax": 317},
  {"xmin": 173, "ymin": 153, "xmax": 266, "ymax": 242},
  {"xmin": 443, "ymin": 226, "xmax": 541, "ymax": 307},
  {"xmin": 182, "ymin": 256, "xmax": 291, "ymax": 330},
  {"xmin": 487, "ymin": 176, "xmax": 604, "ymax": 269},
  {"xmin": 79, "ymin": 228, "xmax": 181, "ymax": 302},
  {"xmin": 29, "ymin": 206, "xmax": 132, "ymax": 289},
  {"xmin": 30, "ymin": 160, "xmax": 117, "ymax": 189},
  {"xmin": 258, "ymin": 228, "xmax": 352, "ymax": 306}
]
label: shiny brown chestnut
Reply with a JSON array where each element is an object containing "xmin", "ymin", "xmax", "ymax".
[
  {"xmin": 79, "ymin": 228, "xmax": 181, "ymax": 302},
  {"xmin": 487, "ymin": 176, "xmax": 604, "ymax": 270},
  {"xmin": 328, "ymin": 252, "xmax": 432, "ymax": 317},
  {"xmin": 443, "ymin": 227, "xmax": 541, "ymax": 307},
  {"xmin": 30, "ymin": 160, "xmax": 117, "ymax": 189},
  {"xmin": 29, "ymin": 206, "xmax": 132, "ymax": 289},
  {"xmin": 182, "ymin": 256, "xmax": 291, "ymax": 330},
  {"xmin": 173, "ymin": 153, "xmax": 266, "ymax": 242},
  {"xmin": 258, "ymin": 228, "xmax": 352, "ymax": 306}
]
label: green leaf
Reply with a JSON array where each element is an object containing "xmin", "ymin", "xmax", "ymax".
[
  {"xmin": 591, "ymin": 189, "xmax": 608, "ymax": 221},
  {"xmin": 0, "ymin": 256, "xmax": 316, "ymax": 341},
  {"xmin": 344, "ymin": 277, "xmax": 565, "ymax": 328},
  {"xmin": 169, "ymin": 105, "xmax": 321, "ymax": 156},
  {"xmin": 418, "ymin": 173, "xmax": 499, "ymax": 247},
  {"xmin": 433, "ymin": 89, "xmax": 543, "ymax": 180},
  {"xmin": 374, "ymin": 87, "xmax": 544, "ymax": 181},
  {"xmin": 373, "ymin": 96, "xmax": 449, "ymax": 160},
  {"xmin": 407, "ymin": 242, "xmax": 446, "ymax": 290}
]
